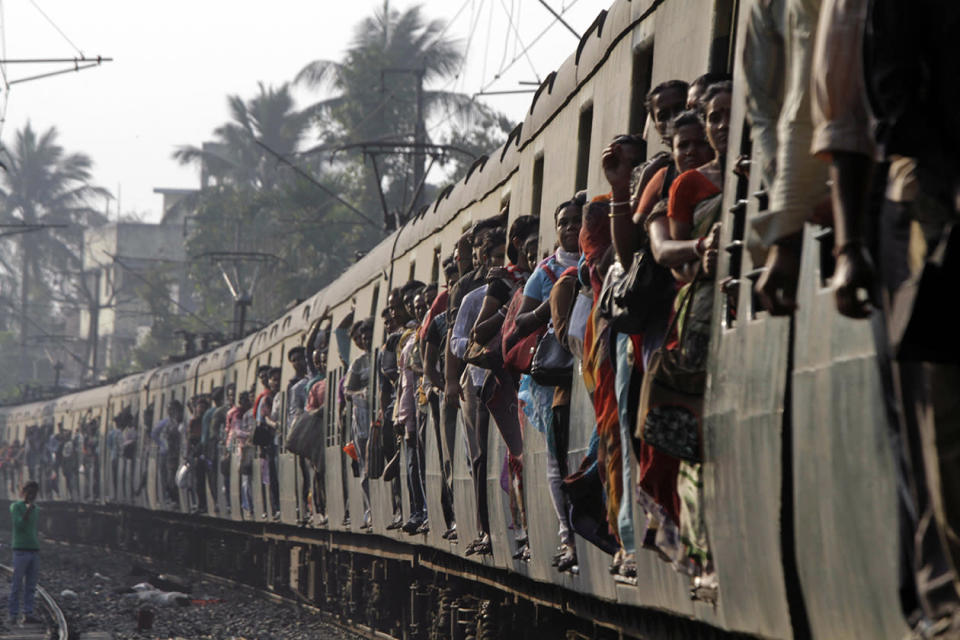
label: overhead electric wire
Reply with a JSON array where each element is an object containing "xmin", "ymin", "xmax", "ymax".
[
  {"xmin": 26, "ymin": 0, "xmax": 84, "ymax": 57},
  {"xmin": 497, "ymin": 0, "xmax": 541, "ymax": 82},
  {"xmin": 105, "ymin": 252, "xmax": 224, "ymax": 335},
  {"xmin": 253, "ymin": 139, "xmax": 379, "ymax": 228},
  {"xmin": 477, "ymin": 0, "xmax": 582, "ymax": 94},
  {"xmin": 0, "ymin": 297, "xmax": 87, "ymax": 369}
]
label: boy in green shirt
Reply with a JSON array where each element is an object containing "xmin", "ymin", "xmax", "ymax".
[{"xmin": 8, "ymin": 481, "xmax": 40, "ymax": 625}]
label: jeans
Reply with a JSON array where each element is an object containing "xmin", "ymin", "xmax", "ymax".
[
  {"xmin": 404, "ymin": 419, "xmax": 427, "ymax": 523},
  {"xmin": 8, "ymin": 550, "xmax": 38, "ymax": 618},
  {"xmin": 615, "ymin": 332, "xmax": 637, "ymax": 556}
]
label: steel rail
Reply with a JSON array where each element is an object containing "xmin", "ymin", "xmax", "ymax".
[{"xmin": 0, "ymin": 562, "xmax": 69, "ymax": 640}]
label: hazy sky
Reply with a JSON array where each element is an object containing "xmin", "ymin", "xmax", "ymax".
[{"xmin": 1, "ymin": 0, "xmax": 606, "ymax": 222}]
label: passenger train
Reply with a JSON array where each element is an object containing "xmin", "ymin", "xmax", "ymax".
[{"xmin": 0, "ymin": 0, "xmax": 907, "ymax": 637}]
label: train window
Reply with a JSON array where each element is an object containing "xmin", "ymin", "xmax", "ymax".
[
  {"xmin": 531, "ymin": 154, "xmax": 544, "ymax": 217},
  {"xmin": 575, "ymin": 105, "xmax": 594, "ymax": 192},
  {"xmin": 724, "ymin": 122, "xmax": 753, "ymax": 329},
  {"xmin": 629, "ymin": 42, "xmax": 654, "ymax": 144},
  {"xmin": 710, "ymin": 0, "xmax": 738, "ymax": 74}
]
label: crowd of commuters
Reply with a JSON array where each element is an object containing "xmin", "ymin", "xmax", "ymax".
[
  {"xmin": 8, "ymin": 419, "xmax": 102, "ymax": 503},
  {"xmin": 2, "ymin": 3, "xmax": 956, "ymax": 630}
]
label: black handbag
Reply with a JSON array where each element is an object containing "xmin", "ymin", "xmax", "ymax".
[
  {"xmin": 598, "ymin": 245, "xmax": 675, "ymax": 334},
  {"xmin": 252, "ymin": 423, "xmax": 273, "ymax": 448},
  {"xmin": 530, "ymin": 330, "xmax": 574, "ymax": 386}
]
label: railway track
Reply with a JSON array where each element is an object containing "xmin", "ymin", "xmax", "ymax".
[{"xmin": 0, "ymin": 563, "xmax": 68, "ymax": 640}]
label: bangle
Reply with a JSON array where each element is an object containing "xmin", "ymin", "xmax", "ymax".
[
  {"xmin": 609, "ymin": 200, "xmax": 631, "ymax": 209},
  {"xmin": 608, "ymin": 211, "xmax": 631, "ymax": 219},
  {"xmin": 695, "ymin": 236, "xmax": 706, "ymax": 257}
]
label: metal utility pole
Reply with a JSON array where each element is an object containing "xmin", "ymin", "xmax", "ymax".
[
  {"xmin": 413, "ymin": 67, "xmax": 426, "ymax": 213},
  {"xmin": 381, "ymin": 67, "xmax": 428, "ymax": 212}
]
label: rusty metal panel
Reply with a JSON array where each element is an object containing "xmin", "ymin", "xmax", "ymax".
[{"xmin": 792, "ymin": 225, "xmax": 908, "ymax": 639}]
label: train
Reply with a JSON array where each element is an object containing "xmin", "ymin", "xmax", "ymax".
[{"xmin": 0, "ymin": 0, "xmax": 908, "ymax": 637}]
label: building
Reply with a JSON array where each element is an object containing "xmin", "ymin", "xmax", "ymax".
[{"xmin": 78, "ymin": 188, "xmax": 196, "ymax": 376}]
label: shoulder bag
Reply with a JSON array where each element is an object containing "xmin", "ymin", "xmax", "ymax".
[
  {"xmin": 530, "ymin": 329, "xmax": 574, "ymax": 386},
  {"xmin": 635, "ymin": 268, "xmax": 706, "ymax": 463},
  {"xmin": 503, "ymin": 265, "xmax": 558, "ymax": 374}
]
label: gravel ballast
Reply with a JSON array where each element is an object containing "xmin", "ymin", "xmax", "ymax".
[{"xmin": 0, "ymin": 534, "xmax": 363, "ymax": 640}]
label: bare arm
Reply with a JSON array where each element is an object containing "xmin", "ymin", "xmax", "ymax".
[
  {"xmin": 514, "ymin": 295, "xmax": 550, "ymax": 338},
  {"xmin": 423, "ymin": 342, "xmax": 444, "ymax": 390}
]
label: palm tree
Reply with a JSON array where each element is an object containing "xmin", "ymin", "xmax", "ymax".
[
  {"xmin": 0, "ymin": 122, "xmax": 107, "ymax": 377},
  {"xmin": 173, "ymin": 82, "xmax": 313, "ymax": 191},
  {"xmin": 295, "ymin": 1, "xmax": 500, "ymax": 220}
]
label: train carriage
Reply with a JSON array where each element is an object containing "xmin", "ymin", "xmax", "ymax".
[{"xmin": 0, "ymin": 0, "xmax": 928, "ymax": 637}]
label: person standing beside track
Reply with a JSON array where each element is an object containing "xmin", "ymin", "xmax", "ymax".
[{"xmin": 7, "ymin": 480, "xmax": 41, "ymax": 626}]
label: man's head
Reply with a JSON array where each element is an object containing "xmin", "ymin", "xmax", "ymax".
[
  {"xmin": 646, "ymin": 79, "xmax": 689, "ymax": 143},
  {"xmin": 168, "ymin": 399, "xmax": 184, "ymax": 422},
  {"xmin": 351, "ymin": 318, "xmax": 374, "ymax": 351},
  {"xmin": 388, "ymin": 288, "xmax": 410, "ymax": 324},
  {"xmin": 267, "ymin": 367, "xmax": 282, "ymax": 393},
  {"xmin": 195, "ymin": 395, "xmax": 211, "ymax": 413},
  {"xmin": 211, "ymin": 386, "xmax": 224, "ymax": 407},
  {"xmin": 400, "ymin": 280, "xmax": 425, "ymax": 320},
  {"xmin": 257, "ymin": 365, "xmax": 271, "ymax": 387},
  {"xmin": 687, "ymin": 72, "xmax": 731, "ymax": 112},
  {"xmin": 442, "ymin": 255, "xmax": 459, "ymax": 286},
  {"xmin": 21, "ymin": 481, "xmax": 38, "ymax": 503},
  {"xmin": 610, "ymin": 133, "xmax": 646, "ymax": 168},
  {"xmin": 479, "ymin": 228, "xmax": 507, "ymax": 270},
  {"xmin": 507, "ymin": 215, "xmax": 540, "ymax": 268},
  {"xmin": 238, "ymin": 391, "xmax": 252, "ymax": 412},
  {"xmin": 226, "ymin": 383, "xmax": 236, "ymax": 406},
  {"xmin": 288, "ymin": 346, "xmax": 308, "ymax": 377},
  {"xmin": 454, "ymin": 232, "xmax": 473, "ymax": 276}
]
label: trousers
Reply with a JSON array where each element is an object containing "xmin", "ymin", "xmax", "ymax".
[
  {"xmin": 462, "ymin": 375, "xmax": 490, "ymax": 536},
  {"xmin": 8, "ymin": 550, "xmax": 37, "ymax": 617}
]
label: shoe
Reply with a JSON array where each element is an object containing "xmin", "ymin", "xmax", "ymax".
[
  {"xmin": 272, "ymin": 511, "xmax": 281, "ymax": 521},
  {"xmin": 360, "ymin": 520, "xmax": 373, "ymax": 531},
  {"xmin": 609, "ymin": 548, "xmax": 624, "ymax": 575},
  {"xmin": 416, "ymin": 520, "xmax": 430, "ymax": 534},
  {"xmin": 261, "ymin": 512, "xmax": 268, "ymax": 520},
  {"xmin": 316, "ymin": 514, "xmax": 329, "ymax": 528},
  {"xmin": 22, "ymin": 615, "xmax": 42, "ymax": 625},
  {"xmin": 465, "ymin": 534, "xmax": 492, "ymax": 556},
  {"xmin": 441, "ymin": 525, "xmax": 457, "ymax": 540},
  {"xmin": 386, "ymin": 516, "xmax": 403, "ymax": 531},
  {"xmin": 401, "ymin": 518, "xmax": 423, "ymax": 534},
  {"xmin": 512, "ymin": 542, "xmax": 531, "ymax": 561},
  {"xmin": 619, "ymin": 553, "xmax": 637, "ymax": 579},
  {"xmin": 556, "ymin": 544, "xmax": 577, "ymax": 573},
  {"xmin": 342, "ymin": 516, "xmax": 351, "ymax": 527},
  {"xmin": 446, "ymin": 529, "xmax": 458, "ymax": 543}
]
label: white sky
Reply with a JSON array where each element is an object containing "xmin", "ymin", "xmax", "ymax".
[{"xmin": 1, "ymin": 0, "xmax": 607, "ymax": 222}]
